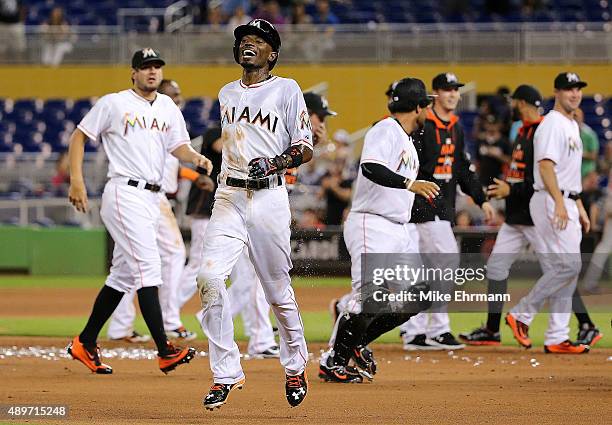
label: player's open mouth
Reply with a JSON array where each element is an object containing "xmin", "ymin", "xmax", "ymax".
[{"xmin": 242, "ymin": 49, "xmax": 256, "ymax": 58}]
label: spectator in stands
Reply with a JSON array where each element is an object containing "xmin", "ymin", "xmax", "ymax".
[
  {"xmin": 575, "ymin": 107, "xmax": 600, "ymax": 177},
  {"xmin": 253, "ymin": 0, "xmax": 287, "ymax": 25},
  {"xmin": 312, "ymin": 0, "xmax": 339, "ymax": 25},
  {"xmin": 455, "ymin": 209, "xmax": 472, "ymax": 227},
  {"xmin": 227, "ymin": 4, "xmax": 251, "ymax": 32},
  {"xmin": 0, "ymin": 0, "xmax": 26, "ymax": 60},
  {"xmin": 221, "ymin": 0, "xmax": 252, "ymax": 18},
  {"xmin": 40, "ymin": 7, "xmax": 73, "ymax": 67},
  {"xmin": 50, "ymin": 151, "xmax": 70, "ymax": 195},
  {"xmin": 471, "ymin": 97, "xmax": 493, "ymax": 144},
  {"xmin": 522, "ymin": 0, "xmax": 545, "ymax": 16},
  {"xmin": 476, "ymin": 115, "xmax": 511, "ymax": 185},
  {"xmin": 291, "ymin": 1, "xmax": 312, "ymax": 25},
  {"xmin": 319, "ymin": 157, "xmax": 352, "ymax": 226},
  {"xmin": 206, "ymin": 1, "xmax": 226, "ymax": 29}
]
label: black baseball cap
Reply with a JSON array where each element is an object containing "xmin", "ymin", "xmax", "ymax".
[
  {"xmin": 304, "ymin": 92, "xmax": 337, "ymax": 118},
  {"xmin": 554, "ymin": 72, "xmax": 587, "ymax": 90},
  {"xmin": 234, "ymin": 19, "xmax": 281, "ymax": 52},
  {"xmin": 132, "ymin": 48, "xmax": 165, "ymax": 69},
  {"xmin": 388, "ymin": 78, "xmax": 436, "ymax": 113},
  {"xmin": 432, "ymin": 72, "xmax": 465, "ymax": 90},
  {"xmin": 511, "ymin": 85, "xmax": 542, "ymax": 107}
]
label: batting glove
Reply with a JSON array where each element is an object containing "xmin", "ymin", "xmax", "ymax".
[{"xmin": 248, "ymin": 156, "xmax": 287, "ymax": 178}]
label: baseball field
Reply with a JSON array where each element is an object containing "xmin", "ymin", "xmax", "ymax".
[{"xmin": 1, "ymin": 275, "xmax": 611, "ymax": 425}]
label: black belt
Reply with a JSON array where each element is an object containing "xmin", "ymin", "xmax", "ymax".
[
  {"xmin": 536, "ymin": 189, "xmax": 580, "ymax": 200},
  {"xmin": 225, "ymin": 175, "xmax": 283, "ymax": 190},
  {"xmin": 127, "ymin": 179, "xmax": 161, "ymax": 193}
]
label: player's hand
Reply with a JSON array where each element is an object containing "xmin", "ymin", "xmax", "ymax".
[
  {"xmin": 192, "ymin": 153, "xmax": 213, "ymax": 176},
  {"xmin": 487, "ymin": 178, "xmax": 510, "ymax": 199},
  {"xmin": 408, "ymin": 180, "xmax": 440, "ymax": 199},
  {"xmin": 248, "ymin": 156, "xmax": 283, "ymax": 178},
  {"xmin": 481, "ymin": 201, "xmax": 496, "ymax": 224},
  {"xmin": 578, "ymin": 203, "xmax": 591, "ymax": 233},
  {"xmin": 313, "ymin": 125, "xmax": 328, "ymax": 146},
  {"xmin": 195, "ymin": 174, "xmax": 215, "ymax": 192},
  {"xmin": 553, "ymin": 200, "xmax": 569, "ymax": 230},
  {"xmin": 69, "ymin": 179, "xmax": 88, "ymax": 213}
]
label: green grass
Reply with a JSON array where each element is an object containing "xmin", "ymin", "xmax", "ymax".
[
  {"xmin": 0, "ymin": 275, "xmax": 348, "ymax": 289},
  {"xmin": 0, "ymin": 312, "xmax": 609, "ymax": 348}
]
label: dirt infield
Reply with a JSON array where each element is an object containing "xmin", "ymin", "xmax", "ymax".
[
  {"xmin": 0, "ymin": 286, "xmax": 349, "ymax": 316},
  {"xmin": 1, "ymin": 336, "xmax": 611, "ymax": 425}
]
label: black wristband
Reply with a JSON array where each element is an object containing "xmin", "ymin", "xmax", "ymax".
[{"xmin": 281, "ymin": 145, "xmax": 304, "ymax": 169}]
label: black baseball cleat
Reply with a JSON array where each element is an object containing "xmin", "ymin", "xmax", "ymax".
[
  {"xmin": 459, "ymin": 326, "xmax": 501, "ymax": 346},
  {"xmin": 351, "ymin": 345, "xmax": 377, "ymax": 380},
  {"xmin": 402, "ymin": 333, "xmax": 441, "ymax": 351},
  {"xmin": 318, "ymin": 358, "xmax": 363, "ymax": 383},
  {"xmin": 285, "ymin": 371, "xmax": 308, "ymax": 407},
  {"xmin": 426, "ymin": 332, "xmax": 466, "ymax": 350},
  {"xmin": 204, "ymin": 379, "xmax": 245, "ymax": 410},
  {"xmin": 576, "ymin": 323, "xmax": 603, "ymax": 347}
]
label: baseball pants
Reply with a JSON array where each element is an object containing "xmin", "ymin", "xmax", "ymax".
[
  {"xmin": 198, "ymin": 185, "xmax": 307, "ymax": 384},
  {"xmin": 227, "ymin": 249, "xmax": 277, "ymax": 355},
  {"xmin": 107, "ymin": 196, "xmax": 186, "ymax": 338},
  {"xmin": 510, "ymin": 191, "xmax": 582, "ymax": 345},
  {"xmin": 400, "ymin": 219, "xmax": 458, "ymax": 341},
  {"xmin": 327, "ymin": 212, "xmax": 420, "ymax": 347}
]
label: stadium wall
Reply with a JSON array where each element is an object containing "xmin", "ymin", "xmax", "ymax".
[
  {"xmin": 0, "ymin": 226, "xmax": 107, "ymax": 275},
  {"xmin": 1, "ymin": 64, "xmax": 610, "ymax": 132}
]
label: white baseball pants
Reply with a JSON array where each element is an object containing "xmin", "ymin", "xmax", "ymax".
[
  {"xmin": 510, "ymin": 191, "xmax": 582, "ymax": 345},
  {"xmin": 107, "ymin": 194, "xmax": 186, "ymax": 338},
  {"xmin": 327, "ymin": 212, "xmax": 419, "ymax": 347},
  {"xmin": 198, "ymin": 185, "xmax": 307, "ymax": 384},
  {"xmin": 400, "ymin": 219, "xmax": 458, "ymax": 340}
]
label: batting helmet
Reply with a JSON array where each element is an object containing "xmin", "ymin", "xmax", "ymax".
[
  {"xmin": 233, "ymin": 19, "xmax": 281, "ymax": 70},
  {"xmin": 387, "ymin": 78, "xmax": 434, "ymax": 113}
]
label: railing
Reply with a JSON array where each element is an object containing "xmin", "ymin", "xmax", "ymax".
[{"xmin": 2, "ymin": 22, "xmax": 611, "ymax": 64}]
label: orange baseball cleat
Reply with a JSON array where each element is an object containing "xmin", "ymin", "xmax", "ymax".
[{"xmin": 67, "ymin": 336, "xmax": 113, "ymax": 374}]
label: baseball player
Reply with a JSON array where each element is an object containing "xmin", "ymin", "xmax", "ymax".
[
  {"xmin": 200, "ymin": 19, "xmax": 311, "ymax": 409},
  {"xmin": 505, "ymin": 72, "xmax": 590, "ymax": 354},
  {"xmin": 399, "ymin": 73, "xmax": 495, "ymax": 351},
  {"xmin": 106, "ymin": 79, "xmax": 212, "ymax": 344},
  {"xmin": 65, "ymin": 48, "xmax": 212, "ymax": 374},
  {"xmin": 460, "ymin": 85, "xmax": 603, "ymax": 347},
  {"xmin": 319, "ymin": 78, "xmax": 439, "ymax": 383}
]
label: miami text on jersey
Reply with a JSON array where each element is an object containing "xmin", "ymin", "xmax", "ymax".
[
  {"xmin": 123, "ymin": 113, "xmax": 170, "ymax": 136},
  {"xmin": 221, "ymin": 105, "xmax": 280, "ymax": 134}
]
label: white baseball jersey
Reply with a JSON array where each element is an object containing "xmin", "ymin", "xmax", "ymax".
[
  {"xmin": 350, "ymin": 117, "xmax": 419, "ymax": 224},
  {"xmin": 218, "ymin": 76, "xmax": 312, "ymax": 180},
  {"xmin": 162, "ymin": 155, "xmax": 180, "ymax": 194},
  {"xmin": 533, "ymin": 110, "xmax": 582, "ymax": 193},
  {"xmin": 78, "ymin": 89, "xmax": 190, "ymax": 185}
]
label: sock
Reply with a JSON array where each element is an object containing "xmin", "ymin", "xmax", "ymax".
[
  {"xmin": 137, "ymin": 286, "xmax": 170, "ymax": 355},
  {"xmin": 572, "ymin": 288, "xmax": 593, "ymax": 327},
  {"xmin": 79, "ymin": 285, "xmax": 125, "ymax": 346},
  {"xmin": 486, "ymin": 279, "xmax": 507, "ymax": 333}
]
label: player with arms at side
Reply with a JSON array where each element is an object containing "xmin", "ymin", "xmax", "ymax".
[
  {"xmin": 505, "ymin": 72, "xmax": 591, "ymax": 354},
  {"xmin": 198, "ymin": 19, "xmax": 312, "ymax": 409},
  {"xmin": 319, "ymin": 78, "xmax": 439, "ymax": 383},
  {"xmin": 66, "ymin": 48, "xmax": 212, "ymax": 374}
]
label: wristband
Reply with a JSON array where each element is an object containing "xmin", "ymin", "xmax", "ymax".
[{"xmin": 405, "ymin": 178, "xmax": 415, "ymax": 191}]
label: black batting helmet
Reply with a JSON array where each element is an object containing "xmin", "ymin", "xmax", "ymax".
[{"xmin": 233, "ymin": 19, "xmax": 281, "ymax": 70}]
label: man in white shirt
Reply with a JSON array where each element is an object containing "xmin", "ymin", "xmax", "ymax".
[
  {"xmin": 199, "ymin": 19, "xmax": 311, "ymax": 410},
  {"xmin": 318, "ymin": 78, "xmax": 439, "ymax": 383},
  {"xmin": 505, "ymin": 72, "xmax": 591, "ymax": 354},
  {"xmin": 66, "ymin": 48, "xmax": 212, "ymax": 374}
]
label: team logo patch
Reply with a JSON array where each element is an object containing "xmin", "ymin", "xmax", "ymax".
[
  {"xmin": 566, "ymin": 72, "xmax": 579, "ymax": 83},
  {"xmin": 142, "ymin": 48, "xmax": 156, "ymax": 58},
  {"xmin": 299, "ymin": 110, "xmax": 311, "ymax": 131}
]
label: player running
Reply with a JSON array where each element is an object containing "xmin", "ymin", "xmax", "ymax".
[
  {"xmin": 199, "ymin": 19, "xmax": 311, "ymax": 409},
  {"xmin": 66, "ymin": 48, "xmax": 212, "ymax": 374}
]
